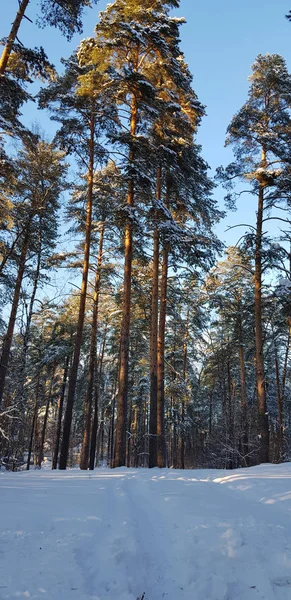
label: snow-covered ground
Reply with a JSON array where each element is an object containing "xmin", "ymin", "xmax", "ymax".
[{"xmin": 1, "ymin": 464, "xmax": 291, "ymax": 600}]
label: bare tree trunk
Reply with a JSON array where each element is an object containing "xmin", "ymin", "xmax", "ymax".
[
  {"xmin": 89, "ymin": 321, "xmax": 108, "ymax": 470},
  {"xmin": 26, "ymin": 400, "xmax": 37, "ymax": 471},
  {"xmin": 16, "ymin": 229, "xmax": 42, "ymax": 452},
  {"xmin": 52, "ymin": 355, "xmax": 70, "ymax": 470},
  {"xmin": 149, "ymin": 166, "xmax": 161, "ymax": 468},
  {"xmin": 80, "ymin": 223, "xmax": 104, "ymax": 470},
  {"xmin": 255, "ymin": 173, "xmax": 269, "ymax": 463},
  {"xmin": 114, "ymin": 94, "xmax": 137, "ymax": 468},
  {"xmin": 157, "ymin": 244, "xmax": 168, "ymax": 468},
  {"xmin": 0, "ymin": 0, "xmax": 30, "ymax": 74},
  {"xmin": 0, "ymin": 230, "xmax": 30, "ymax": 410},
  {"xmin": 110, "ymin": 392, "xmax": 116, "ymax": 467},
  {"xmin": 126, "ymin": 393, "xmax": 133, "ymax": 467},
  {"xmin": 26, "ymin": 373, "xmax": 40, "ymax": 471},
  {"xmin": 59, "ymin": 113, "xmax": 95, "ymax": 469},
  {"xmin": 181, "ymin": 310, "xmax": 189, "ymax": 470},
  {"xmin": 237, "ymin": 313, "xmax": 248, "ymax": 464},
  {"xmin": 38, "ymin": 365, "xmax": 56, "ymax": 467},
  {"xmin": 274, "ymin": 338, "xmax": 283, "ymax": 462}
]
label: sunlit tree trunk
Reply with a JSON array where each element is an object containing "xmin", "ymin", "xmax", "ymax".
[
  {"xmin": 114, "ymin": 93, "xmax": 137, "ymax": 467},
  {"xmin": 59, "ymin": 112, "xmax": 95, "ymax": 469},
  {"xmin": 0, "ymin": 0, "xmax": 30, "ymax": 75}
]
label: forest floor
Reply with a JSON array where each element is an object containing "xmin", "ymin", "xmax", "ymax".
[{"xmin": 1, "ymin": 464, "xmax": 291, "ymax": 600}]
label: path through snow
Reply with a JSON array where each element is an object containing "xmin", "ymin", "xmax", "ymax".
[{"xmin": 1, "ymin": 464, "xmax": 291, "ymax": 599}]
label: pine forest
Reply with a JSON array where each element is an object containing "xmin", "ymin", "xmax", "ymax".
[{"xmin": 2, "ymin": 0, "xmax": 291, "ymax": 474}]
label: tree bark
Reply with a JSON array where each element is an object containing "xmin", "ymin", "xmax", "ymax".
[
  {"xmin": 26, "ymin": 374, "xmax": 40, "ymax": 471},
  {"xmin": 0, "ymin": 229, "xmax": 30, "ymax": 410},
  {"xmin": 181, "ymin": 310, "xmax": 189, "ymax": 470},
  {"xmin": 114, "ymin": 94, "xmax": 137, "ymax": 468},
  {"xmin": 59, "ymin": 113, "xmax": 95, "ymax": 469},
  {"xmin": 255, "ymin": 173, "xmax": 269, "ymax": 463},
  {"xmin": 157, "ymin": 245, "xmax": 168, "ymax": 467},
  {"xmin": 80, "ymin": 223, "xmax": 104, "ymax": 470},
  {"xmin": 0, "ymin": 0, "xmax": 30, "ymax": 75},
  {"xmin": 237, "ymin": 313, "xmax": 248, "ymax": 463},
  {"xmin": 52, "ymin": 355, "xmax": 70, "ymax": 470},
  {"xmin": 274, "ymin": 338, "xmax": 283, "ymax": 462},
  {"xmin": 149, "ymin": 171, "xmax": 161, "ymax": 467},
  {"xmin": 89, "ymin": 320, "xmax": 108, "ymax": 470},
  {"xmin": 38, "ymin": 365, "xmax": 56, "ymax": 467}
]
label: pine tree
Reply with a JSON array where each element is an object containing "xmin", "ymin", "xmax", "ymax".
[
  {"xmin": 39, "ymin": 52, "xmax": 116, "ymax": 468},
  {"xmin": 220, "ymin": 54, "xmax": 291, "ymax": 463},
  {"xmin": 0, "ymin": 139, "xmax": 67, "ymax": 412}
]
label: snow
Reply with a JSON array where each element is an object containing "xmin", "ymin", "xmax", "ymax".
[{"xmin": 1, "ymin": 463, "xmax": 291, "ymax": 599}]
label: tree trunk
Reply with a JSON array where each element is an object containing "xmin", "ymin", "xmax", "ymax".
[
  {"xmin": 38, "ymin": 365, "xmax": 56, "ymax": 467},
  {"xmin": 59, "ymin": 113, "xmax": 95, "ymax": 470},
  {"xmin": 149, "ymin": 184, "xmax": 161, "ymax": 467},
  {"xmin": 26, "ymin": 374, "xmax": 40, "ymax": 471},
  {"xmin": 89, "ymin": 320, "xmax": 108, "ymax": 470},
  {"xmin": 126, "ymin": 393, "xmax": 133, "ymax": 467},
  {"xmin": 16, "ymin": 228, "xmax": 42, "ymax": 448},
  {"xmin": 157, "ymin": 245, "xmax": 168, "ymax": 467},
  {"xmin": 0, "ymin": 0, "xmax": 30, "ymax": 75},
  {"xmin": 0, "ymin": 229, "xmax": 30, "ymax": 410},
  {"xmin": 255, "ymin": 175, "xmax": 269, "ymax": 463},
  {"xmin": 0, "ymin": 227, "xmax": 26, "ymax": 278},
  {"xmin": 80, "ymin": 223, "xmax": 105, "ymax": 470},
  {"xmin": 110, "ymin": 392, "xmax": 116, "ymax": 468},
  {"xmin": 274, "ymin": 338, "xmax": 283, "ymax": 462},
  {"xmin": 52, "ymin": 355, "xmax": 70, "ymax": 470},
  {"xmin": 181, "ymin": 310, "xmax": 189, "ymax": 470},
  {"xmin": 114, "ymin": 94, "xmax": 137, "ymax": 468},
  {"xmin": 238, "ymin": 313, "xmax": 248, "ymax": 464}
]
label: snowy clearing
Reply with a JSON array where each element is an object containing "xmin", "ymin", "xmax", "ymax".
[{"xmin": 1, "ymin": 464, "xmax": 291, "ymax": 600}]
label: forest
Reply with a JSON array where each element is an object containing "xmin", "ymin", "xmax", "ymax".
[{"xmin": 1, "ymin": 0, "xmax": 291, "ymax": 473}]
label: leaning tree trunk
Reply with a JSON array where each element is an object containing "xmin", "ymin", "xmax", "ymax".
[
  {"xmin": 59, "ymin": 112, "xmax": 95, "ymax": 470},
  {"xmin": 114, "ymin": 94, "xmax": 137, "ymax": 468},
  {"xmin": 0, "ymin": 0, "xmax": 30, "ymax": 74},
  {"xmin": 80, "ymin": 223, "xmax": 105, "ymax": 470},
  {"xmin": 255, "ymin": 171, "xmax": 269, "ymax": 463},
  {"xmin": 0, "ymin": 229, "xmax": 30, "ymax": 411},
  {"xmin": 0, "ymin": 226, "xmax": 26, "ymax": 277},
  {"xmin": 149, "ymin": 169, "xmax": 161, "ymax": 468}
]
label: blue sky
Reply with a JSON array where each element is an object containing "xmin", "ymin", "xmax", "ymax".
[{"xmin": 2, "ymin": 0, "xmax": 291, "ymax": 248}]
